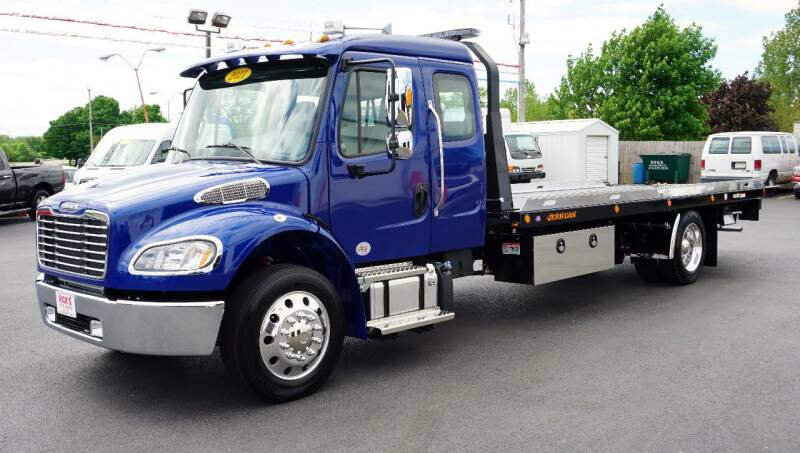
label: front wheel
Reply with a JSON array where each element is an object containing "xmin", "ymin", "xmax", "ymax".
[
  {"xmin": 28, "ymin": 189, "xmax": 51, "ymax": 220},
  {"xmin": 658, "ymin": 210, "xmax": 706, "ymax": 285},
  {"xmin": 221, "ymin": 265, "xmax": 344, "ymax": 403}
]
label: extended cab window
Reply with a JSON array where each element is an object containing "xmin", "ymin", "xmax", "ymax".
[
  {"xmin": 433, "ymin": 73, "xmax": 475, "ymax": 142},
  {"xmin": 731, "ymin": 137, "xmax": 751, "ymax": 154},
  {"xmin": 339, "ymin": 71, "xmax": 391, "ymax": 157},
  {"xmin": 762, "ymin": 136, "xmax": 781, "ymax": 154},
  {"xmin": 708, "ymin": 137, "xmax": 730, "ymax": 154}
]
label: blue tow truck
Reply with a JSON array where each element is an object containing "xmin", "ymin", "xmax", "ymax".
[{"xmin": 34, "ymin": 29, "xmax": 764, "ymax": 402}]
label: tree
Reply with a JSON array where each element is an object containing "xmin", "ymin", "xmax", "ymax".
[
  {"xmin": 500, "ymin": 80, "xmax": 558, "ymax": 122},
  {"xmin": 757, "ymin": 3, "xmax": 800, "ymax": 131},
  {"xmin": 702, "ymin": 73, "xmax": 776, "ymax": 133},
  {"xmin": 0, "ymin": 135, "xmax": 43, "ymax": 162},
  {"xmin": 549, "ymin": 6, "xmax": 720, "ymax": 140},
  {"xmin": 42, "ymin": 97, "xmax": 165, "ymax": 163},
  {"xmin": 120, "ymin": 104, "xmax": 166, "ymax": 125}
]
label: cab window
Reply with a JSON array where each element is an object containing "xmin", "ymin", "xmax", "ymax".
[
  {"xmin": 708, "ymin": 137, "xmax": 730, "ymax": 154},
  {"xmin": 339, "ymin": 71, "xmax": 391, "ymax": 157},
  {"xmin": 761, "ymin": 136, "xmax": 781, "ymax": 154},
  {"xmin": 731, "ymin": 137, "xmax": 751, "ymax": 154},
  {"xmin": 433, "ymin": 73, "xmax": 475, "ymax": 142}
]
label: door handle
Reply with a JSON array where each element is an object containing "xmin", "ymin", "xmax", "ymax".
[
  {"xmin": 413, "ymin": 183, "xmax": 428, "ymax": 218},
  {"xmin": 0, "ymin": 175, "xmax": 11, "ymax": 180},
  {"xmin": 427, "ymin": 100, "xmax": 445, "ymax": 216}
]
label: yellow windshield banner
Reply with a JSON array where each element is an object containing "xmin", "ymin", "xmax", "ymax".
[{"xmin": 225, "ymin": 67, "xmax": 252, "ymax": 84}]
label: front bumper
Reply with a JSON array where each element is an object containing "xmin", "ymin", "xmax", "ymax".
[
  {"xmin": 35, "ymin": 278, "xmax": 224, "ymax": 356},
  {"xmin": 510, "ymin": 170, "xmax": 546, "ymax": 183}
]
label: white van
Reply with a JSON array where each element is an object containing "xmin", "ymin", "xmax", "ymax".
[
  {"xmin": 73, "ymin": 123, "xmax": 175, "ymax": 185},
  {"xmin": 701, "ymin": 131, "xmax": 800, "ymax": 186},
  {"xmin": 505, "ymin": 132, "xmax": 545, "ymax": 183}
]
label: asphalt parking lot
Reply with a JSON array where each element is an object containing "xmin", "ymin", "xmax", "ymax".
[{"xmin": 1, "ymin": 195, "xmax": 799, "ymax": 452}]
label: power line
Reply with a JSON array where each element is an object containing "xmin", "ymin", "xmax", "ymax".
[
  {"xmin": 0, "ymin": 11, "xmax": 282, "ymax": 42},
  {"xmin": 0, "ymin": 27, "xmax": 212, "ymax": 49}
]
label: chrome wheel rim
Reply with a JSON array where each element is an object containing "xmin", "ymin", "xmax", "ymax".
[
  {"xmin": 680, "ymin": 223, "xmax": 703, "ymax": 273},
  {"xmin": 258, "ymin": 291, "xmax": 330, "ymax": 381},
  {"xmin": 35, "ymin": 194, "xmax": 47, "ymax": 206}
]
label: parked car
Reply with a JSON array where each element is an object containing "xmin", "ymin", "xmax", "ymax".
[
  {"xmin": 701, "ymin": 132, "xmax": 800, "ymax": 186},
  {"xmin": 505, "ymin": 132, "xmax": 545, "ymax": 183},
  {"xmin": 62, "ymin": 166, "xmax": 77, "ymax": 189},
  {"xmin": 792, "ymin": 166, "xmax": 800, "ymax": 199},
  {"xmin": 0, "ymin": 148, "xmax": 66, "ymax": 219},
  {"xmin": 73, "ymin": 123, "xmax": 175, "ymax": 185}
]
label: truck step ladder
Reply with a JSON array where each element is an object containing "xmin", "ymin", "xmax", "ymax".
[{"xmin": 366, "ymin": 308, "xmax": 454, "ymax": 335}]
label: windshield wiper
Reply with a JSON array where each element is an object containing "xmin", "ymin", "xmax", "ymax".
[
  {"xmin": 169, "ymin": 146, "xmax": 194, "ymax": 159},
  {"xmin": 205, "ymin": 143, "xmax": 261, "ymax": 164}
]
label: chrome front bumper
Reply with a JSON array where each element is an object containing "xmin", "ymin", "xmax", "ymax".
[{"xmin": 35, "ymin": 278, "xmax": 224, "ymax": 356}]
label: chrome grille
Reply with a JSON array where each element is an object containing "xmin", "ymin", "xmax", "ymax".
[
  {"xmin": 194, "ymin": 178, "xmax": 270, "ymax": 205},
  {"xmin": 37, "ymin": 210, "xmax": 109, "ymax": 279}
]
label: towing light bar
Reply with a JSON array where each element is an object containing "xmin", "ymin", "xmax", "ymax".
[{"xmin": 420, "ymin": 28, "xmax": 481, "ymax": 41}]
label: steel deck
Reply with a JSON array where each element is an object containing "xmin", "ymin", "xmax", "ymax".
[{"xmin": 512, "ymin": 179, "xmax": 764, "ymax": 213}]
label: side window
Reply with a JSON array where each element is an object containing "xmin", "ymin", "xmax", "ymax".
[
  {"xmin": 791, "ymin": 137, "xmax": 798, "ymax": 154},
  {"xmin": 339, "ymin": 71, "xmax": 391, "ymax": 158},
  {"xmin": 0, "ymin": 151, "xmax": 7, "ymax": 170},
  {"xmin": 433, "ymin": 73, "xmax": 476, "ymax": 142},
  {"xmin": 708, "ymin": 137, "xmax": 730, "ymax": 154},
  {"xmin": 731, "ymin": 137, "xmax": 751, "ymax": 154},
  {"xmin": 779, "ymin": 135, "xmax": 789, "ymax": 153},
  {"xmin": 151, "ymin": 140, "xmax": 172, "ymax": 164},
  {"xmin": 762, "ymin": 136, "xmax": 781, "ymax": 154}
]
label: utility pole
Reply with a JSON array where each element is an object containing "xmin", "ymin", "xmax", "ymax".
[
  {"xmin": 87, "ymin": 88, "xmax": 94, "ymax": 152},
  {"xmin": 517, "ymin": 0, "xmax": 529, "ymax": 124}
]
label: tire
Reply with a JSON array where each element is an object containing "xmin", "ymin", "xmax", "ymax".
[
  {"xmin": 632, "ymin": 257, "xmax": 662, "ymax": 282},
  {"xmin": 28, "ymin": 189, "xmax": 51, "ymax": 220},
  {"xmin": 221, "ymin": 264, "xmax": 344, "ymax": 403},
  {"xmin": 795, "ymin": 192, "xmax": 800, "ymax": 200},
  {"xmin": 765, "ymin": 171, "xmax": 777, "ymax": 187},
  {"xmin": 658, "ymin": 210, "xmax": 706, "ymax": 285}
]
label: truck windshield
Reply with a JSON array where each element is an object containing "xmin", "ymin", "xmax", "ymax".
[
  {"xmin": 87, "ymin": 139, "xmax": 156, "ymax": 167},
  {"xmin": 172, "ymin": 59, "xmax": 329, "ymax": 164},
  {"xmin": 506, "ymin": 134, "xmax": 542, "ymax": 160}
]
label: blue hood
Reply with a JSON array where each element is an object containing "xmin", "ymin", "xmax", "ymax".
[{"xmin": 42, "ymin": 160, "xmax": 308, "ymax": 283}]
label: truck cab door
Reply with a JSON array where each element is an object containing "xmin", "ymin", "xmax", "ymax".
[
  {"xmin": 420, "ymin": 60, "xmax": 486, "ymax": 253},
  {"xmin": 328, "ymin": 53, "xmax": 431, "ymax": 264},
  {"xmin": 0, "ymin": 151, "xmax": 15, "ymax": 209}
]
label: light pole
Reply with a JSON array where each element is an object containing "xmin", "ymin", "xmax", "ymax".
[
  {"xmin": 149, "ymin": 91, "xmax": 179, "ymax": 122},
  {"xmin": 187, "ymin": 9, "xmax": 231, "ymax": 58},
  {"xmin": 87, "ymin": 87, "xmax": 94, "ymax": 152},
  {"xmin": 99, "ymin": 47, "xmax": 165, "ymax": 123}
]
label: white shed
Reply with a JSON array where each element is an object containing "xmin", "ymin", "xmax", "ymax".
[{"xmin": 509, "ymin": 119, "xmax": 619, "ymax": 184}]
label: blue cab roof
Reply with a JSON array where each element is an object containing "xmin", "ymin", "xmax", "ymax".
[{"xmin": 180, "ymin": 34, "xmax": 473, "ymax": 78}]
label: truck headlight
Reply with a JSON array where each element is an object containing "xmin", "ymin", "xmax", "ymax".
[{"xmin": 130, "ymin": 237, "xmax": 221, "ymax": 275}]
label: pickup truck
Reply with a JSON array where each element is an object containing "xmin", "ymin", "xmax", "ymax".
[
  {"xmin": 33, "ymin": 29, "xmax": 764, "ymax": 402},
  {"xmin": 0, "ymin": 149, "xmax": 65, "ymax": 219}
]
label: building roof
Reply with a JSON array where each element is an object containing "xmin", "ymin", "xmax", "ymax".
[
  {"xmin": 180, "ymin": 34, "xmax": 473, "ymax": 78},
  {"xmin": 512, "ymin": 118, "xmax": 618, "ymax": 135}
]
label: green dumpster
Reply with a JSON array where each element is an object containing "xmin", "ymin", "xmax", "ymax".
[{"xmin": 640, "ymin": 153, "xmax": 692, "ymax": 184}]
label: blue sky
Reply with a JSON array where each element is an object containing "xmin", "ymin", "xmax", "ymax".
[{"xmin": 1, "ymin": 0, "xmax": 796, "ymax": 136}]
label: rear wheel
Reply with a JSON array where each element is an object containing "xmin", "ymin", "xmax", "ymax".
[
  {"xmin": 28, "ymin": 189, "xmax": 51, "ymax": 220},
  {"xmin": 765, "ymin": 171, "xmax": 777, "ymax": 187},
  {"xmin": 795, "ymin": 192, "xmax": 800, "ymax": 199},
  {"xmin": 632, "ymin": 257, "xmax": 662, "ymax": 282},
  {"xmin": 221, "ymin": 264, "xmax": 344, "ymax": 403},
  {"xmin": 658, "ymin": 210, "xmax": 706, "ymax": 285}
]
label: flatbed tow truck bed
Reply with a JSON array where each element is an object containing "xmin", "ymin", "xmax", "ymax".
[{"xmin": 507, "ymin": 179, "xmax": 764, "ymax": 230}]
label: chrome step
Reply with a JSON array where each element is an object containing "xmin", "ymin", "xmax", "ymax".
[
  {"xmin": 366, "ymin": 307, "xmax": 454, "ymax": 335},
  {"xmin": 356, "ymin": 261, "xmax": 429, "ymax": 291}
]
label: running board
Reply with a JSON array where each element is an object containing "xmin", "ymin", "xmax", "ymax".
[
  {"xmin": 366, "ymin": 308, "xmax": 454, "ymax": 335},
  {"xmin": 0, "ymin": 208, "xmax": 29, "ymax": 218}
]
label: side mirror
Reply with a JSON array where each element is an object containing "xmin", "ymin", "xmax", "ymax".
[
  {"xmin": 385, "ymin": 67, "xmax": 414, "ymax": 159},
  {"xmin": 386, "ymin": 67, "xmax": 413, "ymax": 129}
]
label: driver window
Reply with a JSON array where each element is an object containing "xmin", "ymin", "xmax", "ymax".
[{"xmin": 339, "ymin": 71, "xmax": 390, "ymax": 158}]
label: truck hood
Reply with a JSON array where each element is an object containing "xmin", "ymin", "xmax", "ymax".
[{"xmin": 43, "ymin": 160, "xmax": 308, "ymax": 244}]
